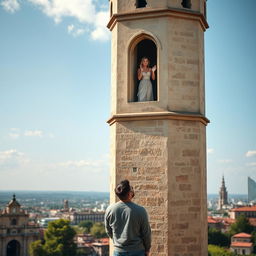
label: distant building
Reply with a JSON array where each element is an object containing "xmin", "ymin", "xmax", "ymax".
[
  {"xmin": 248, "ymin": 177, "xmax": 256, "ymax": 202},
  {"xmin": 63, "ymin": 200, "xmax": 69, "ymax": 212},
  {"xmin": 38, "ymin": 217, "xmax": 60, "ymax": 227},
  {"xmin": 74, "ymin": 235, "xmax": 109, "ymax": 256},
  {"xmin": 230, "ymin": 206, "xmax": 256, "ymax": 219},
  {"xmin": 68, "ymin": 211, "xmax": 105, "ymax": 225},
  {"xmin": 0, "ymin": 195, "xmax": 40, "ymax": 256},
  {"xmin": 218, "ymin": 176, "xmax": 228, "ymax": 210},
  {"xmin": 230, "ymin": 233, "xmax": 253, "ymax": 255},
  {"xmin": 207, "ymin": 216, "xmax": 222, "ymax": 230},
  {"xmin": 92, "ymin": 238, "xmax": 109, "ymax": 256},
  {"xmin": 207, "ymin": 216, "xmax": 235, "ymax": 232}
]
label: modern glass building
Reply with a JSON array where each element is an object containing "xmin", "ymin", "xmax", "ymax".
[{"xmin": 248, "ymin": 177, "xmax": 256, "ymax": 202}]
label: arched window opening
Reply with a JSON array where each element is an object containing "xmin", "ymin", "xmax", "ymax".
[
  {"xmin": 6, "ymin": 240, "xmax": 20, "ymax": 256},
  {"xmin": 136, "ymin": 0, "xmax": 147, "ymax": 8},
  {"xmin": 11, "ymin": 219, "xmax": 17, "ymax": 225},
  {"xmin": 181, "ymin": 0, "xmax": 192, "ymax": 9},
  {"xmin": 129, "ymin": 38, "xmax": 157, "ymax": 102},
  {"xmin": 110, "ymin": 2, "xmax": 113, "ymax": 17}
]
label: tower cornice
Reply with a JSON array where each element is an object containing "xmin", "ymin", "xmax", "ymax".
[
  {"xmin": 107, "ymin": 7, "xmax": 209, "ymax": 31},
  {"xmin": 107, "ymin": 111, "xmax": 210, "ymax": 126}
]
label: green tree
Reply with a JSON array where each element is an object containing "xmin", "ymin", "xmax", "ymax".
[
  {"xmin": 29, "ymin": 240, "xmax": 45, "ymax": 256},
  {"xmin": 78, "ymin": 220, "xmax": 93, "ymax": 233},
  {"xmin": 208, "ymin": 228, "xmax": 230, "ymax": 247},
  {"xmin": 90, "ymin": 222, "xmax": 107, "ymax": 238},
  {"xmin": 229, "ymin": 214, "xmax": 254, "ymax": 236},
  {"xmin": 208, "ymin": 245, "xmax": 234, "ymax": 256},
  {"xmin": 29, "ymin": 219, "xmax": 77, "ymax": 256}
]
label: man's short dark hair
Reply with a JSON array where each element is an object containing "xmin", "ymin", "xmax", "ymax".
[{"xmin": 115, "ymin": 180, "xmax": 131, "ymax": 200}]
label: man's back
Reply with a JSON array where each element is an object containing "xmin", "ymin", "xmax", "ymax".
[{"xmin": 105, "ymin": 201, "xmax": 151, "ymax": 253}]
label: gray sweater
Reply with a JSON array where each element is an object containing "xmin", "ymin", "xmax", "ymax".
[{"xmin": 105, "ymin": 201, "xmax": 151, "ymax": 252}]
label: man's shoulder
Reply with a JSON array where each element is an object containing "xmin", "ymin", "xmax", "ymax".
[
  {"xmin": 106, "ymin": 201, "xmax": 146, "ymax": 213},
  {"xmin": 105, "ymin": 201, "xmax": 122, "ymax": 214},
  {"xmin": 130, "ymin": 202, "xmax": 147, "ymax": 213}
]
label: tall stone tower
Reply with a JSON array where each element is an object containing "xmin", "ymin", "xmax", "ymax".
[
  {"xmin": 218, "ymin": 176, "xmax": 228, "ymax": 209},
  {"xmin": 107, "ymin": 0, "xmax": 209, "ymax": 255},
  {"xmin": 63, "ymin": 199, "xmax": 69, "ymax": 212}
]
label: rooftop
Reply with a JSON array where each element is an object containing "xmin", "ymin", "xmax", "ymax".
[
  {"xmin": 231, "ymin": 242, "xmax": 253, "ymax": 248},
  {"xmin": 231, "ymin": 206, "xmax": 256, "ymax": 212},
  {"xmin": 233, "ymin": 233, "xmax": 252, "ymax": 238},
  {"xmin": 208, "ymin": 216, "xmax": 220, "ymax": 224}
]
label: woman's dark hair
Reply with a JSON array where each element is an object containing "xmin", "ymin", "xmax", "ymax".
[{"xmin": 115, "ymin": 180, "xmax": 131, "ymax": 200}]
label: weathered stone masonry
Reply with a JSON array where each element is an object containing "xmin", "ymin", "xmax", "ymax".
[{"xmin": 108, "ymin": 1, "xmax": 209, "ymax": 255}]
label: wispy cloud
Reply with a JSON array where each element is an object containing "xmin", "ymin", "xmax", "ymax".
[
  {"xmin": 90, "ymin": 11, "xmax": 110, "ymax": 41},
  {"xmin": 67, "ymin": 24, "xmax": 87, "ymax": 37},
  {"xmin": 24, "ymin": 130, "xmax": 43, "ymax": 137},
  {"xmin": 1, "ymin": 0, "xmax": 110, "ymax": 40},
  {"xmin": 246, "ymin": 150, "xmax": 256, "ymax": 157},
  {"xmin": 0, "ymin": 149, "xmax": 29, "ymax": 169},
  {"xmin": 52, "ymin": 156, "xmax": 109, "ymax": 173},
  {"xmin": 207, "ymin": 148, "xmax": 214, "ymax": 154},
  {"xmin": 8, "ymin": 128, "xmax": 54, "ymax": 139},
  {"xmin": 27, "ymin": 0, "xmax": 95, "ymax": 24},
  {"xmin": 0, "ymin": 0, "xmax": 20, "ymax": 13},
  {"xmin": 9, "ymin": 128, "xmax": 20, "ymax": 139}
]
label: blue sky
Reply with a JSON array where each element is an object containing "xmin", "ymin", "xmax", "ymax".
[{"xmin": 0, "ymin": 0, "xmax": 255, "ymax": 194}]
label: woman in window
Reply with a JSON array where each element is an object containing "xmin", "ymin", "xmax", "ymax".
[{"xmin": 137, "ymin": 57, "xmax": 156, "ymax": 102}]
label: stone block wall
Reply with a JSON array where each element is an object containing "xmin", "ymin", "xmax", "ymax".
[{"xmin": 109, "ymin": 118, "xmax": 207, "ymax": 256}]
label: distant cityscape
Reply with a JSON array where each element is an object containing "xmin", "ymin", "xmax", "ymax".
[
  {"xmin": 0, "ymin": 175, "xmax": 255, "ymax": 217},
  {"xmin": 0, "ymin": 191, "xmax": 109, "ymax": 212},
  {"xmin": 0, "ymin": 191, "xmax": 110, "ymax": 256},
  {"xmin": 1, "ymin": 176, "xmax": 256, "ymax": 256}
]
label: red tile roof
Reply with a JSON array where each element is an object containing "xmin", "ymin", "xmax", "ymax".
[
  {"xmin": 208, "ymin": 217, "xmax": 220, "ymax": 224},
  {"xmin": 207, "ymin": 216, "xmax": 235, "ymax": 225},
  {"xmin": 231, "ymin": 242, "xmax": 253, "ymax": 248},
  {"xmin": 99, "ymin": 238, "xmax": 109, "ymax": 243},
  {"xmin": 233, "ymin": 233, "xmax": 252, "ymax": 238},
  {"xmin": 216, "ymin": 217, "xmax": 236, "ymax": 224},
  {"xmin": 231, "ymin": 206, "xmax": 256, "ymax": 212}
]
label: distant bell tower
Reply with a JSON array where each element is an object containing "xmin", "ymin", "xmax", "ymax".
[
  {"xmin": 218, "ymin": 176, "xmax": 228, "ymax": 209},
  {"xmin": 0, "ymin": 195, "xmax": 40, "ymax": 256},
  {"xmin": 63, "ymin": 199, "xmax": 69, "ymax": 212},
  {"xmin": 107, "ymin": 0, "xmax": 209, "ymax": 255}
]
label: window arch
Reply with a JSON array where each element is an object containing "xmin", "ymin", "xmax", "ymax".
[
  {"xmin": 181, "ymin": 0, "xmax": 192, "ymax": 9},
  {"xmin": 11, "ymin": 218, "xmax": 17, "ymax": 225},
  {"xmin": 136, "ymin": 0, "xmax": 147, "ymax": 8},
  {"xmin": 128, "ymin": 34, "xmax": 158, "ymax": 102}
]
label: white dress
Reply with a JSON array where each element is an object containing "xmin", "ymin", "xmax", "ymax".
[{"xmin": 137, "ymin": 71, "xmax": 153, "ymax": 102}]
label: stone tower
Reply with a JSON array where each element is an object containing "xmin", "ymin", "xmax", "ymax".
[
  {"xmin": 63, "ymin": 199, "xmax": 69, "ymax": 212},
  {"xmin": 107, "ymin": 0, "xmax": 209, "ymax": 255},
  {"xmin": 218, "ymin": 176, "xmax": 228, "ymax": 209}
]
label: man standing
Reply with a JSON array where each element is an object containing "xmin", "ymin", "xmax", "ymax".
[{"xmin": 105, "ymin": 180, "xmax": 151, "ymax": 256}]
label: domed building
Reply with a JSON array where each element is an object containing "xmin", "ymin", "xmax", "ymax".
[{"xmin": 0, "ymin": 195, "xmax": 40, "ymax": 256}]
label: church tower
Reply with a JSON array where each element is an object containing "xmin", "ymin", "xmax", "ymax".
[
  {"xmin": 107, "ymin": 1, "xmax": 209, "ymax": 255},
  {"xmin": 63, "ymin": 199, "xmax": 69, "ymax": 212},
  {"xmin": 218, "ymin": 176, "xmax": 228, "ymax": 209},
  {"xmin": 0, "ymin": 195, "xmax": 40, "ymax": 256}
]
